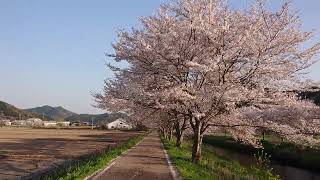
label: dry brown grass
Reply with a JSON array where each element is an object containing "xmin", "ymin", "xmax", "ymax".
[{"xmin": 0, "ymin": 127, "xmax": 140, "ymax": 179}]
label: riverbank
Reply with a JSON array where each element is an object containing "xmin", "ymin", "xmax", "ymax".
[
  {"xmin": 203, "ymin": 135, "xmax": 320, "ymax": 172},
  {"xmin": 161, "ymin": 137, "xmax": 279, "ymax": 180}
]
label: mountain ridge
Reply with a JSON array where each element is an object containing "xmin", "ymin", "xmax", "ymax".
[
  {"xmin": 0, "ymin": 101, "xmax": 51, "ymax": 120},
  {"xmin": 25, "ymin": 105, "xmax": 77, "ymax": 120},
  {"xmin": 1, "ymin": 101, "xmax": 127, "ymax": 124}
]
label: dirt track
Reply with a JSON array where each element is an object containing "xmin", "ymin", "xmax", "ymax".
[
  {"xmin": 0, "ymin": 127, "xmax": 140, "ymax": 180},
  {"xmin": 91, "ymin": 132, "xmax": 175, "ymax": 180}
]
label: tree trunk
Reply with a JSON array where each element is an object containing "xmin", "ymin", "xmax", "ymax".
[
  {"xmin": 159, "ymin": 128, "xmax": 163, "ymax": 135},
  {"xmin": 169, "ymin": 128, "xmax": 173, "ymax": 140},
  {"xmin": 174, "ymin": 119, "xmax": 186, "ymax": 148},
  {"xmin": 162, "ymin": 128, "xmax": 168, "ymax": 139},
  {"xmin": 176, "ymin": 131, "xmax": 184, "ymax": 148},
  {"xmin": 191, "ymin": 120, "xmax": 203, "ymax": 164},
  {"xmin": 192, "ymin": 130, "xmax": 203, "ymax": 164}
]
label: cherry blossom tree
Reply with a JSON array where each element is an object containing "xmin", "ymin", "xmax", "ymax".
[
  {"xmin": 95, "ymin": 0, "xmax": 320, "ymax": 163},
  {"xmin": 170, "ymin": 112, "xmax": 189, "ymax": 147},
  {"xmin": 222, "ymin": 98, "xmax": 320, "ymax": 145},
  {"xmin": 93, "ymin": 70, "xmax": 189, "ymax": 146}
]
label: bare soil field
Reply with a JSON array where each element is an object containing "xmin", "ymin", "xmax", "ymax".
[{"xmin": 0, "ymin": 127, "xmax": 140, "ymax": 180}]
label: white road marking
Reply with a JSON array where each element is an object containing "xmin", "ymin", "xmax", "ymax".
[
  {"xmin": 162, "ymin": 143, "xmax": 181, "ymax": 180},
  {"xmin": 91, "ymin": 161, "xmax": 116, "ymax": 180}
]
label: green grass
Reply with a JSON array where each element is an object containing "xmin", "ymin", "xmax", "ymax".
[
  {"xmin": 161, "ymin": 137, "xmax": 279, "ymax": 180},
  {"xmin": 41, "ymin": 134, "xmax": 145, "ymax": 180},
  {"xmin": 203, "ymin": 135, "xmax": 320, "ymax": 172}
]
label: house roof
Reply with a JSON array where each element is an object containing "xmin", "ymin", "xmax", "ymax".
[
  {"xmin": 107, "ymin": 118, "xmax": 129, "ymax": 125},
  {"xmin": 43, "ymin": 121, "xmax": 57, "ymax": 124},
  {"xmin": 27, "ymin": 118, "xmax": 42, "ymax": 121}
]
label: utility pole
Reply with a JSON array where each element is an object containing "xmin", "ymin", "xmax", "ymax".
[{"xmin": 91, "ymin": 117, "xmax": 94, "ymax": 130}]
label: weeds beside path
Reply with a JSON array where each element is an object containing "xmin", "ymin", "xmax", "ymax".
[{"xmin": 161, "ymin": 137, "xmax": 279, "ymax": 180}]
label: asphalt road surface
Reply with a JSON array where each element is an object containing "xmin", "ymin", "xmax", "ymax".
[{"xmin": 91, "ymin": 132, "xmax": 176, "ymax": 180}]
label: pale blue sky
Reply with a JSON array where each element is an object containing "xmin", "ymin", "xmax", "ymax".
[{"xmin": 0, "ymin": 0, "xmax": 319, "ymax": 114}]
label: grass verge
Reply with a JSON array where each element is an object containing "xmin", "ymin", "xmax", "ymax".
[
  {"xmin": 39, "ymin": 134, "xmax": 145, "ymax": 180},
  {"xmin": 161, "ymin": 137, "xmax": 279, "ymax": 180},
  {"xmin": 203, "ymin": 135, "xmax": 320, "ymax": 172}
]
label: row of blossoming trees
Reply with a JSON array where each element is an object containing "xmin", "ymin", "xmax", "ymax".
[{"xmin": 94, "ymin": 0, "xmax": 320, "ymax": 164}]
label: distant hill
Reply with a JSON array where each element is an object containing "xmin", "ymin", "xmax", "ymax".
[
  {"xmin": 66, "ymin": 113, "xmax": 127, "ymax": 125},
  {"xmin": 0, "ymin": 101, "xmax": 51, "ymax": 120},
  {"xmin": 0, "ymin": 101, "xmax": 127, "ymax": 124},
  {"xmin": 25, "ymin": 105, "xmax": 77, "ymax": 120}
]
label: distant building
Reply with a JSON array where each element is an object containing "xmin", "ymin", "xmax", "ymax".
[
  {"xmin": 107, "ymin": 119, "xmax": 132, "ymax": 130},
  {"xmin": 43, "ymin": 121, "xmax": 57, "ymax": 127},
  {"xmin": 57, "ymin": 121, "xmax": 70, "ymax": 127},
  {"xmin": 26, "ymin": 118, "xmax": 43, "ymax": 127},
  {"xmin": 0, "ymin": 120, "xmax": 11, "ymax": 126},
  {"xmin": 71, "ymin": 122, "xmax": 80, "ymax": 126},
  {"xmin": 70, "ymin": 122, "xmax": 91, "ymax": 127},
  {"xmin": 11, "ymin": 120, "xmax": 27, "ymax": 126},
  {"xmin": 82, "ymin": 122, "xmax": 90, "ymax": 126}
]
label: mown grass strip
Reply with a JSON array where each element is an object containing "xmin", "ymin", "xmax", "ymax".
[
  {"xmin": 161, "ymin": 137, "xmax": 279, "ymax": 180},
  {"xmin": 40, "ymin": 134, "xmax": 145, "ymax": 180}
]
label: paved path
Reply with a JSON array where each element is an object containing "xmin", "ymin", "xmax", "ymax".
[{"xmin": 91, "ymin": 132, "xmax": 176, "ymax": 180}]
